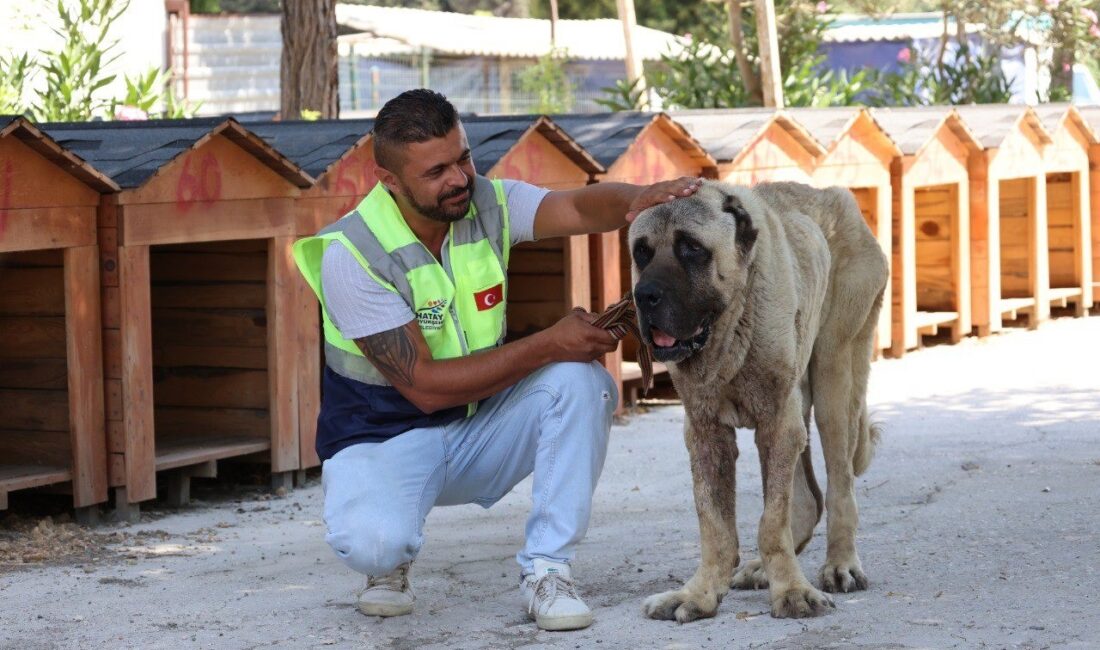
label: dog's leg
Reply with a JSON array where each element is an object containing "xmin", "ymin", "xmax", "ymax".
[
  {"xmin": 812, "ymin": 333, "xmax": 873, "ymax": 593},
  {"xmin": 732, "ymin": 380, "xmax": 822, "ymax": 592},
  {"xmin": 756, "ymin": 400, "xmax": 834, "ymax": 618},
  {"xmin": 643, "ymin": 418, "xmax": 739, "ymax": 623}
]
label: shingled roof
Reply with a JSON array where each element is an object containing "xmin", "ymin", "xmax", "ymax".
[
  {"xmin": 669, "ymin": 109, "xmax": 824, "ymax": 164},
  {"xmin": 550, "ymin": 112, "xmax": 715, "ymax": 172},
  {"xmin": 41, "ymin": 117, "xmax": 312, "ymax": 190},
  {"xmin": 1033, "ymin": 104, "xmax": 1100, "ymax": 144},
  {"xmin": 1, "ymin": 116, "xmax": 118, "ymax": 192},
  {"xmin": 462, "ymin": 115, "xmax": 603, "ymax": 176},
  {"xmin": 248, "ymin": 119, "xmax": 374, "ymax": 180},
  {"xmin": 869, "ymin": 107, "xmax": 979, "ymax": 156},
  {"xmin": 1079, "ymin": 106, "xmax": 1100, "ymax": 146},
  {"xmin": 952, "ymin": 105, "xmax": 1051, "ymax": 149}
]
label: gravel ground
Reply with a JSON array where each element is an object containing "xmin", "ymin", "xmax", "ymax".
[{"xmin": 2, "ymin": 317, "xmax": 1098, "ymax": 650}]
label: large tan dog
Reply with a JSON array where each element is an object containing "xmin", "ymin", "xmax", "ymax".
[{"xmin": 629, "ymin": 181, "xmax": 887, "ymax": 622}]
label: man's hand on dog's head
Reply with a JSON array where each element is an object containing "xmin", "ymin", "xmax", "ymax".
[{"xmin": 625, "ymin": 177, "xmax": 703, "ymax": 223}]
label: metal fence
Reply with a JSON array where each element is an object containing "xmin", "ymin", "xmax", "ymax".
[{"xmin": 339, "ymin": 52, "xmax": 623, "ymax": 115}]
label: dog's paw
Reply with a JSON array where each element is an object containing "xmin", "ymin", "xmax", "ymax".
[
  {"xmin": 770, "ymin": 583, "xmax": 834, "ymax": 618},
  {"xmin": 642, "ymin": 590, "xmax": 718, "ymax": 624},
  {"xmin": 819, "ymin": 560, "xmax": 869, "ymax": 593},
  {"xmin": 730, "ymin": 558, "xmax": 768, "ymax": 590}
]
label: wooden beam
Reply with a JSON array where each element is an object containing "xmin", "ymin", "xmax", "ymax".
[
  {"xmin": 1029, "ymin": 175, "xmax": 1051, "ymax": 326},
  {"xmin": 119, "ymin": 198, "xmax": 294, "ymax": 247},
  {"xmin": 119, "ymin": 245, "xmax": 157, "ymax": 503},
  {"xmin": 563, "ymin": 235, "xmax": 591, "ymax": 311},
  {"xmin": 951, "ymin": 183, "xmax": 972, "ymax": 341},
  {"xmin": 64, "ymin": 245, "xmax": 107, "ymax": 507},
  {"xmin": 268, "ymin": 236, "xmax": 299, "ymax": 473},
  {"xmin": 874, "ymin": 184, "xmax": 893, "ymax": 351},
  {"xmin": 0, "ymin": 206, "xmax": 97, "ymax": 253},
  {"xmin": 296, "ymin": 271, "xmax": 321, "ymax": 469},
  {"xmin": 591, "ymin": 230, "xmax": 624, "ymax": 410},
  {"xmin": 1074, "ymin": 169, "xmax": 1093, "ymax": 309},
  {"xmin": 969, "ymin": 151, "xmax": 998, "ymax": 335}
]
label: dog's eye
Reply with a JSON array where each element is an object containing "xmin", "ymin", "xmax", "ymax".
[
  {"xmin": 675, "ymin": 234, "xmax": 710, "ymax": 263},
  {"xmin": 633, "ymin": 241, "xmax": 654, "ymax": 269}
]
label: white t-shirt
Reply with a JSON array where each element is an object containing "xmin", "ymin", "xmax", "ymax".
[{"xmin": 321, "ymin": 179, "xmax": 550, "ymax": 339}]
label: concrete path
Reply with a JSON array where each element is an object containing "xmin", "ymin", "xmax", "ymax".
[{"xmin": 2, "ymin": 318, "xmax": 1099, "ymax": 649}]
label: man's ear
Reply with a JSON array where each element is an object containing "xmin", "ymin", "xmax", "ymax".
[{"xmin": 373, "ymin": 164, "xmax": 399, "ymax": 194}]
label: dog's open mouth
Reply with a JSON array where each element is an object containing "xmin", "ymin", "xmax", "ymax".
[{"xmin": 648, "ymin": 323, "xmax": 711, "ymax": 362}]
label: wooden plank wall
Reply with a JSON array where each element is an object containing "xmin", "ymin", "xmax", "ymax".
[
  {"xmin": 914, "ymin": 185, "xmax": 957, "ymax": 312},
  {"xmin": 852, "ymin": 187, "xmax": 877, "ymax": 237},
  {"xmin": 999, "ymin": 178, "xmax": 1033, "ymax": 298},
  {"xmin": 0, "ymin": 251, "xmax": 72, "ymax": 470},
  {"xmin": 507, "ymin": 239, "xmax": 567, "ymax": 339},
  {"xmin": 1093, "ymin": 146, "xmax": 1100, "ymax": 303},
  {"xmin": 149, "ymin": 240, "xmax": 273, "ymax": 452},
  {"xmin": 1046, "ymin": 172, "xmax": 1078, "ymax": 288}
]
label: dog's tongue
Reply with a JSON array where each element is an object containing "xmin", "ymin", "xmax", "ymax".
[{"xmin": 651, "ymin": 327, "xmax": 677, "ymax": 348}]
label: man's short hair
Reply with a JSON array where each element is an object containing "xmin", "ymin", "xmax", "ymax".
[{"xmin": 372, "ymin": 89, "xmax": 459, "ymax": 171}]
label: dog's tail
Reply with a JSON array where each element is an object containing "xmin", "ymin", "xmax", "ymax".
[
  {"xmin": 852, "ymin": 411, "xmax": 881, "ymax": 477},
  {"xmin": 850, "ymin": 288, "xmax": 884, "ymax": 477}
]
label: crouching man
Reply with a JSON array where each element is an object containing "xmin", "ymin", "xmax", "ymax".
[{"xmin": 293, "ymin": 89, "xmax": 699, "ymax": 631}]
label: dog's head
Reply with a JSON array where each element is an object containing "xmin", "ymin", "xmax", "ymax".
[{"xmin": 628, "ymin": 181, "xmax": 759, "ymax": 364}]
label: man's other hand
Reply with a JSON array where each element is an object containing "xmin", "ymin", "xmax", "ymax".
[
  {"xmin": 624, "ymin": 176, "xmax": 702, "ymax": 223},
  {"xmin": 544, "ymin": 308, "xmax": 620, "ymax": 363}
]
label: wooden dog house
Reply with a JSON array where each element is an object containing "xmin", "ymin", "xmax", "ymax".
[
  {"xmin": 45, "ymin": 118, "xmax": 313, "ymax": 513},
  {"xmin": 552, "ymin": 112, "xmax": 717, "ymax": 405},
  {"xmin": 787, "ymin": 107, "xmax": 901, "ymax": 354},
  {"xmin": 250, "ymin": 119, "xmax": 375, "ymax": 473},
  {"xmin": 463, "ymin": 115, "xmax": 605, "ymax": 339},
  {"xmin": 1034, "ymin": 104, "xmax": 1094, "ymax": 317},
  {"xmin": 1079, "ymin": 106, "xmax": 1100, "ymax": 305},
  {"xmin": 672, "ymin": 109, "xmax": 824, "ymax": 185},
  {"xmin": 955, "ymin": 106, "xmax": 1052, "ymax": 335},
  {"xmin": 0, "ymin": 117, "xmax": 117, "ymax": 519},
  {"xmin": 871, "ymin": 108, "xmax": 980, "ymax": 355}
]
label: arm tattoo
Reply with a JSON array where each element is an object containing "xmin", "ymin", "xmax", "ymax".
[{"xmin": 356, "ymin": 326, "xmax": 418, "ymax": 387}]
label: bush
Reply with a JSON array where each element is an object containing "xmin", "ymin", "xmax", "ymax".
[
  {"xmin": 864, "ymin": 42, "xmax": 1013, "ymax": 106},
  {"xmin": 0, "ymin": 0, "xmax": 200, "ymax": 121}
]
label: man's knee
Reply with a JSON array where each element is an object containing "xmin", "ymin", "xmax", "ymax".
[
  {"xmin": 541, "ymin": 361, "xmax": 618, "ymax": 412},
  {"xmin": 325, "ymin": 511, "xmax": 419, "ymax": 576}
]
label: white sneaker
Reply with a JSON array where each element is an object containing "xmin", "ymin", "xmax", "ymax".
[
  {"xmin": 520, "ymin": 558, "xmax": 594, "ymax": 631},
  {"xmin": 357, "ymin": 562, "xmax": 414, "ymax": 617}
]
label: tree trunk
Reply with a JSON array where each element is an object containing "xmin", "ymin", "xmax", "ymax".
[
  {"xmin": 727, "ymin": 0, "xmax": 762, "ymax": 105},
  {"xmin": 280, "ymin": 0, "xmax": 339, "ymax": 119}
]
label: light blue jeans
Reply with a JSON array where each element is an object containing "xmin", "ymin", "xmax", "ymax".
[{"xmin": 321, "ymin": 361, "xmax": 617, "ymax": 576}]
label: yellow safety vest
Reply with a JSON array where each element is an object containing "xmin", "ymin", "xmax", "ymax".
[{"xmin": 293, "ymin": 176, "xmax": 510, "ymax": 416}]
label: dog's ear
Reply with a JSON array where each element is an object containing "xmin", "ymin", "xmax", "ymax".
[{"xmin": 721, "ymin": 193, "xmax": 758, "ymax": 259}]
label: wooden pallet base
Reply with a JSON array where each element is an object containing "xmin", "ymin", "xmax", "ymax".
[
  {"xmin": 0, "ymin": 464, "xmax": 71, "ymax": 510},
  {"xmin": 998, "ymin": 296, "xmax": 1044, "ymax": 329},
  {"xmin": 622, "ymin": 361, "xmax": 669, "ymax": 405},
  {"xmin": 1048, "ymin": 287, "xmax": 1088, "ymax": 316},
  {"xmin": 914, "ymin": 310, "xmax": 964, "ymax": 342},
  {"xmin": 155, "ymin": 434, "xmax": 271, "ymax": 473}
]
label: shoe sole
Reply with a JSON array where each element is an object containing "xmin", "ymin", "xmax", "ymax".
[
  {"xmin": 533, "ymin": 612, "xmax": 594, "ymax": 631},
  {"xmin": 357, "ymin": 602, "xmax": 414, "ymax": 617}
]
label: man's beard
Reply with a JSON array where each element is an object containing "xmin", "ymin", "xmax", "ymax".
[{"xmin": 409, "ymin": 176, "xmax": 475, "ymax": 224}]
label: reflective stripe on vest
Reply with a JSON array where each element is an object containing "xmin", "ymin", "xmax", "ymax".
[{"xmin": 292, "ymin": 175, "xmax": 510, "ymax": 415}]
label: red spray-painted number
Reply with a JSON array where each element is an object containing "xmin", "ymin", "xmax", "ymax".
[{"xmin": 175, "ymin": 152, "xmax": 223, "ymax": 212}]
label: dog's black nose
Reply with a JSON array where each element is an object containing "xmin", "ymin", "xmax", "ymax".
[{"xmin": 634, "ymin": 281, "xmax": 663, "ymax": 307}]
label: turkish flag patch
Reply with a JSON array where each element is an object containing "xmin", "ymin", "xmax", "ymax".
[{"xmin": 473, "ymin": 283, "xmax": 504, "ymax": 311}]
